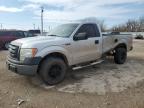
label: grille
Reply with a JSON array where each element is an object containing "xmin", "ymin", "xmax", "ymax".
[{"xmin": 9, "ymin": 44, "xmax": 20, "ymax": 60}]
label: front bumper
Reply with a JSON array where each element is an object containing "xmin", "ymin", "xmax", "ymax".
[{"xmin": 6, "ymin": 57, "xmax": 41, "ymax": 76}]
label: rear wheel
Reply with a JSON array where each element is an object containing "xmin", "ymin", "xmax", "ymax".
[
  {"xmin": 39, "ymin": 57, "xmax": 67, "ymax": 85},
  {"xmin": 114, "ymin": 47, "xmax": 127, "ymax": 64}
]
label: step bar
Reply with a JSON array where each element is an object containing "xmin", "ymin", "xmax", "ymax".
[{"xmin": 72, "ymin": 60, "xmax": 104, "ymax": 70}]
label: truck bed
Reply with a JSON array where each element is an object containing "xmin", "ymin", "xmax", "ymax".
[{"xmin": 102, "ymin": 34, "xmax": 132, "ymax": 54}]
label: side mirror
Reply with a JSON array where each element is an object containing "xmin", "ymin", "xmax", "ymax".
[{"xmin": 73, "ymin": 32, "xmax": 87, "ymax": 41}]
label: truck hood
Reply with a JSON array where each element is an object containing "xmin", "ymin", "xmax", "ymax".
[{"xmin": 11, "ymin": 36, "xmax": 70, "ymax": 49}]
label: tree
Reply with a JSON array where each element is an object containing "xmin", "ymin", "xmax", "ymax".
[
  {"xmin": 111, "ymin": 16, "xmax": 144, "ymax": 32},
  {"xmin": 139, "ymin": 17, "xmax": 144, "ymax": 32}
]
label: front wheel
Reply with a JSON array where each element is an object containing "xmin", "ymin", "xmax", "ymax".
[
  {"xmin": 39, "ymin": 57, "xmax": 67, "ymax": 85},
  {"xmin": 114, "ymin": 47, "xmax": 127, "ymax": 64}
]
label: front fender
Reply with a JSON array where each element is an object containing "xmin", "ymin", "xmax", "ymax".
[{"xmin": 35, "ymin": 46, "xmax": 72, "ymax": 65}]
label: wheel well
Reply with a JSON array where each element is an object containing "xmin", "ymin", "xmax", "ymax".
[
  {"xmin": 37, "ymin": 52, "xmax": 68, "ymax": 74},
  {"xmin": 115, "ymin": 43, "xmax": 127, "ymax": 50}
]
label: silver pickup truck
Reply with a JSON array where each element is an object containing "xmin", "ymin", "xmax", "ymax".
[{"xmin": 6, "ymin": 21, "xmax": 133, "ymax": 85}]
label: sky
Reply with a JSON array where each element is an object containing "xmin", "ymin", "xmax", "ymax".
[{"xmin": 0, "ymin": 0, "xmax": 144, "ymax": 30}]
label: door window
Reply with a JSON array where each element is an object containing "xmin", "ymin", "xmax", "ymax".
[
  {"xmin": 13, "ymin": 31, "xmax": 25, "ymax": 38},
  {"xmin": 76, "ymin": 24, "xmax": 98, "ymax": 38}
]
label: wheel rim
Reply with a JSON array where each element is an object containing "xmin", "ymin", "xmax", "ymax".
[
  {"xmin": 48, "ymin": 65, "xmax": 62, "ymax": 79},
  {"xmin": 121, "ymin": 52, "xmax": 126, "ymax": 61}
]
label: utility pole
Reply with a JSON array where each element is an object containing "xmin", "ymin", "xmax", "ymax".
[
  {"xmin": 49, "ymin": 26, "xmax": 51, "ymax": 31},
  {"xmin": 33, "ymin": 23, "xmax": 35, "ymax": 30},
  {"xmin": 41, "ymin": 6, "xmax": 44, "ymax": 35}
]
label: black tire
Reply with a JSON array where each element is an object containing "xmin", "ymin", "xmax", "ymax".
[
  {"xmin": 114, "ymin": 47, "xmax": 127, "ymax": 64},
  {"xmin": 39, "ymin": 57, "xmax": 67, "ymax": 85}
]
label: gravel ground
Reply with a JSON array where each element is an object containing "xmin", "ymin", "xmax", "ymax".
[{"xmin": 0, "ymin": 40, "xmax": 144, "ymax": 108}]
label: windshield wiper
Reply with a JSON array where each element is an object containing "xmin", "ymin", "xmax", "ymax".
[
  {"xmin": 48, "ymin": 34, "xmax": 58, "ymax": 36},
  {"xmin": 47, "ymin": 34, "xmax": 67, "ymax": 38}
]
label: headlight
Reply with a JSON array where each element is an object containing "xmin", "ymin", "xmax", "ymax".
[{"xmin": 20, "ymin": 48, "xmax": 37, "ymax": 61}]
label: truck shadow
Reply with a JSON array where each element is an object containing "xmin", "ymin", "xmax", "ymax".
[
  {"xmin": 26, "ymin": 56, "xmax": 144, "ymax": 94},
  {"xmin": 28, "ymin": 58, "xmax": 118, "ymax": 87}
]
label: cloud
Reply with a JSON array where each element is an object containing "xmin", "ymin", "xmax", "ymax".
[
  {"xmin": 0, "ymin": 6, "xmax": 23, "ymax": 12},
  {"xmin": 0, "ymin": 4, "xmax": 39, "ymax": 13},
  {"xmin": 27, "ymin": 0, "xmax": 143, "ymax": 28},
  {"xmin": 33, "ymin": 2, "xmax": 142, "ymax": 21},
  {"xmin": 24, "ymin": 0, "xmax": 144, "ymax": 17},
  {"xmin": 22, "ymin": 4, "xmax": 39, "ymax": 10},
  {"xmin": 21, "ymin": 0, "xmax": 75, "ymax": 5},
  {"xmin": 1, "ymin": 0, "xmax": 144, "ymax": 28},
  {"xmin": 21, "ymin": 0, "xmax": 144, "ymax": 6}
]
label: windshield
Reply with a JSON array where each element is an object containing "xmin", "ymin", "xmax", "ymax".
[{"xmin": 47, "ymin": 24, "xmax": 79, "ymax": 37}]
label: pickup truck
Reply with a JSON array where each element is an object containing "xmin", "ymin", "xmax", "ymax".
[{"xmin": 6, "ymin": 21, "xmax": 133, "ymax": 85}]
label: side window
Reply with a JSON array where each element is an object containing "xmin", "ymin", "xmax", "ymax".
[
  {"xmin": 76, "ymin": 24, "xmax": 97, "ymax": 38},
  {"xmin": 18, "ymin": 32, "xmax": 25, "ymax": 38},
  {"xmin": 0, "ymin": 31, "xmax": 11, "ymax": 36},
  {"xmin": 24, "ymin": 32, "xmax": 28, "ymax": 37},
  {"xmin": 94, "ymin": 25, "xmax": 100, "ymax": 37},
  {"xmin": 13, "ymin": 31, "xmax": 25, "ymax": 38}
]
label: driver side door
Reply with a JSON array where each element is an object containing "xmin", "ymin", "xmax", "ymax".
[{"xmin": 71, "ymin": 24, "xmax": 102, "ymax": 65}]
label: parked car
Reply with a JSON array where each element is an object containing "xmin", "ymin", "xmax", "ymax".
[
  {"xmin": 135, "ymin": 34, "xmax": 144, "ymax": 40},
  {"xmin": 6, "ymin": 21, "xmax": 133, "ymax": 85},
  {"xmin": 28, "ymin": 30, "xmax": 41, "ymax": 36},
  {"xmin": 0, "ymin": 30, "xmax": 32, "ymax": 50}
]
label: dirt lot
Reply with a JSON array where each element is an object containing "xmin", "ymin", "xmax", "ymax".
[{"xmin": 0, "ymin": 40, "xmax": 144, "ymax": 108}]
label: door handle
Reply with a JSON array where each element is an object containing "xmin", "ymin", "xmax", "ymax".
[
  {"xmin": 95, "ymin": 40, "xmax": 99, "ymax": 44},
  {"xmin": 64, "ymin": 43, "xmax": 71, "ymax": 46},
  {"xmin": 114, "ymin": 39, "xmax": 118, "ymax": 43}
]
